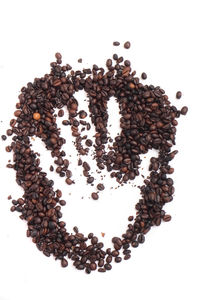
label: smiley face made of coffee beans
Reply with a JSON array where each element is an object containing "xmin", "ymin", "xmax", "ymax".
[{"xmin": 5, "ymin": 47, "xmax": 187, "ymax": 273}]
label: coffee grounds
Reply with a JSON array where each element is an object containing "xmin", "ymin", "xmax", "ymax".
[{"xmin": 4, "ymin": 43, "xmax": 188, "ymax": 273}]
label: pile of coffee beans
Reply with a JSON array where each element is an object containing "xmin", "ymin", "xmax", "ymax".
[{"xmin": 4, "ymin": 42, "xmax": 188, "ymax": 273}]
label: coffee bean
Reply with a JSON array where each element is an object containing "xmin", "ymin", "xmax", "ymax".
[
  {"xmin": 87, "ymin": 176, "xmax": 94, "ymax": 184},
  {"xmin": 97, "ymin": 183, "xmax": 105, "ymax": 191},
  {"xmin": 58, "ymin": 109, "xmax": 64, "ymax": 117},
  {"xmin": 6, "ymin": 129, "xmax": 13, "ymax": 136},
  {"xmin": 1, "ymin": 135, "xmax": 7, "ymax": 141},
  {"xmin": 90, "ymin": 263, "xmax": 97, "ymax": 271},
  {"xmin": 124, "ymin": 41, "xmax": 131, "ymax": 49},
  {"xmin": 113, "ymin": 41, "xmax": 120, "ymax": 46},
  {"xmin": 128, "ymin": 216, "xmax": 133, "ymax": 221},
  {"xmin": 163, "ymin": 215, "xmax": 172, "ymax": 222},
  {"xmin": 55, "ymin": 52, "xmax": 62, "ymax": 60},
  {"xmin": 5, "ymin": 45, "xmax": 187, "ymax": 273},
  {"xmin": 176, "ymin": 91, "xmax": 182, "ymax": 99},
  {"xmin": 138, "ymin": 234, "xmax": 145, "ymax": 244},
  {"xmin": 61, "ymin": 258, "xmax": 68, "ymax": 267},
  {"xmin": 141, "ymin": 72, "xmax": 147, "ymax": 80},
  {"xmin": 180, "ymin": 106, "xmax": 188, "ymax": 115},
  {"xmin": 91, "ymin": 192, "xmax": 98, "ymax": 200},
  {"xmin": 33, "ymin": 112, "xmax": 41, "ymax": 120}
]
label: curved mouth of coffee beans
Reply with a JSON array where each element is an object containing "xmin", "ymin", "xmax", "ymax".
[{"xmin": 4, "ymin": 43, "xmax": 188, "ymax": 273}]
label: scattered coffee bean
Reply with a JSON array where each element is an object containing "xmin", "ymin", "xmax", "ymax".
[
  {"xmin": 97, "ymin": 183, "xmax": 105, "ymax": 191},
  {"xmin": 176, "ymin": 91, "xmax": 182, "ymax": 99},
  {"xmin": 1, "ymin": 135, "xmax": 7, "ymax": 141},
  {"xmin": 180, "ymin": 106, "xmax": 188, "ymax": 115},
  {"xmin": 113, "ymin": 41, "xmax": 120, "ymax": 46},
  {"xmin": 91, "ymin": 192, "xmax": 99, "ymax": 200},
  {"xmin": 61, "ymin": 258, "xmax": 68, "ymax": 267},
  {"xmin": 124, "ymin": 41, "xmax": 131, "ymax": 49},
  {"xmin": 141, "ymin": 72, "xmax": 147, "ymax": 80}
]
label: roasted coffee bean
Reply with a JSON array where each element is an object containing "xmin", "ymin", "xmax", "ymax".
[
  {"xmin": 141, "ymin": 72, "xmax": 147, "ymax": 80},
  {"xmin": 176, "ymin": 91, "xmax": 182, "ymax": 99},
  {"xmin": 113, "ymin": 41, "xmax": 120, "ymax": 46},
  {"xmin": 115, "ymin": 257, "xmax": 122, "ymax": 263},
  {"xmin": 6, "ymin": 129, "xmax": 13, "ymax": 136},
  {"xmin": 58, "ymin": 109, "xmax": 64, "ymax": 117},
  {"xmin": 124, "ymin": 41, "xmax": 131, "ymax": 49},
  {"xmin": 1, "ymin": 135, "xmax": 7, "ymax": 141},
  {"xmin": 87, "ymin": 176, "xmax": 94, "ymax": 184},
  {"xmin": 91, "ymin": 192, "xmax": 98, "ymax": 200},
  {"xmin": 97, "ymin": 183, "xmax": 105, "ymax": 191},
  {"xmin": 181, "ymin": 106, "xmax": 188, "ymax": 115},
  {"xmin": 90, "ymin": 263, "xmax": 97, "ymax": 271}
]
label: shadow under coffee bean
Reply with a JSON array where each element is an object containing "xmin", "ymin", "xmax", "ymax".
[{"xmin": 5, "ymin": 42, "xmax": 188, "ymax": 273}]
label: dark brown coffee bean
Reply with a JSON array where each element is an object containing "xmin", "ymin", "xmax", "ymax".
[
  {"xmin": 61, "ymin": 258, "xmax": 68, "ymax": 267},
  {"xmin": 58, "ymin": 109, "xmax": 64, "ymax": 117},
  {"xmin": 83, "ymin": 162, "xmax": 90, "ymax": 171},
  {"xmin": 97, "ymin": 183, "xmax": 105, "ymax": 191},
  {"xmin": 87, "ymin": 177, "xmax": 94, "ymax": 184},
  {"xmin": 163, "ymin": 215, "xmax": 172, "ymax": 222},
  {"xmin": 141, "ymin": 72, "xmax": 147, "ymax": 80},
  {"xmin": 128, "ymin": 216, "xmax": 133, "ymax": 221},
  {"xmin": 104, "ymin": 263, "xmax": 112, "ymax": 270},
  {"xmin": 91, "ymin": 192, "xmax": 98, "ymax": 200},
  {"xmin": 138, "ymin": 234, "xmax": 145, "ymax": 244},
  {"xmin": 180, "ymin": 106, "xmax": 188, "ymax": 115},
  {"xmin": 176, "ymin": 91, "xmax": 182, "ymax": 99},
  {"xmin": 55, "ymin": 52, "xmax": 62, "ymax": 60},
  {"xmin": 1, "ymin": 135, "xmax": 7, "ymax": 140},
  {"xmin": 65, "ymin": 178, "xmax": 73, "ymax": 185},
  {"xmin": 98, "ymin": 268, "xmax": 106, "ymax": 273},
  {"xmin": 113, "ymin": 41, "xmax": 120, "ymax": 46},
  {"xmin": 124, "ymin": 41, "xmax": 131, "ymax": 49},
  {"xmin": 59, "ymin": 200, "xmax": 66, "ymax": 206},
  {"xmin": 85, "ymin": 139, "xmax": 92, "ymax": 147},
  {"xmin": 90, "ymin": 263, "xmax": 97, "ymax": 271},
  {"xmin": 115, "ymin": 257, "xmax": 122, "ymax": 263},
  {"xmin": 6, "ymin": 129, "xmax": 13, "ymax": 136}
]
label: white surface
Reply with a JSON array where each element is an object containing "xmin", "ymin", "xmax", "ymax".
[{"xmin": 0, "ymin": 0, "xmax": 199, "ymax": 300}]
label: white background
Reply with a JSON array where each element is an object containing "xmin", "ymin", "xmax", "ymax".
[{"xmin": 0, "ymin": 1, "xmax": 199, "ymax": 300}]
